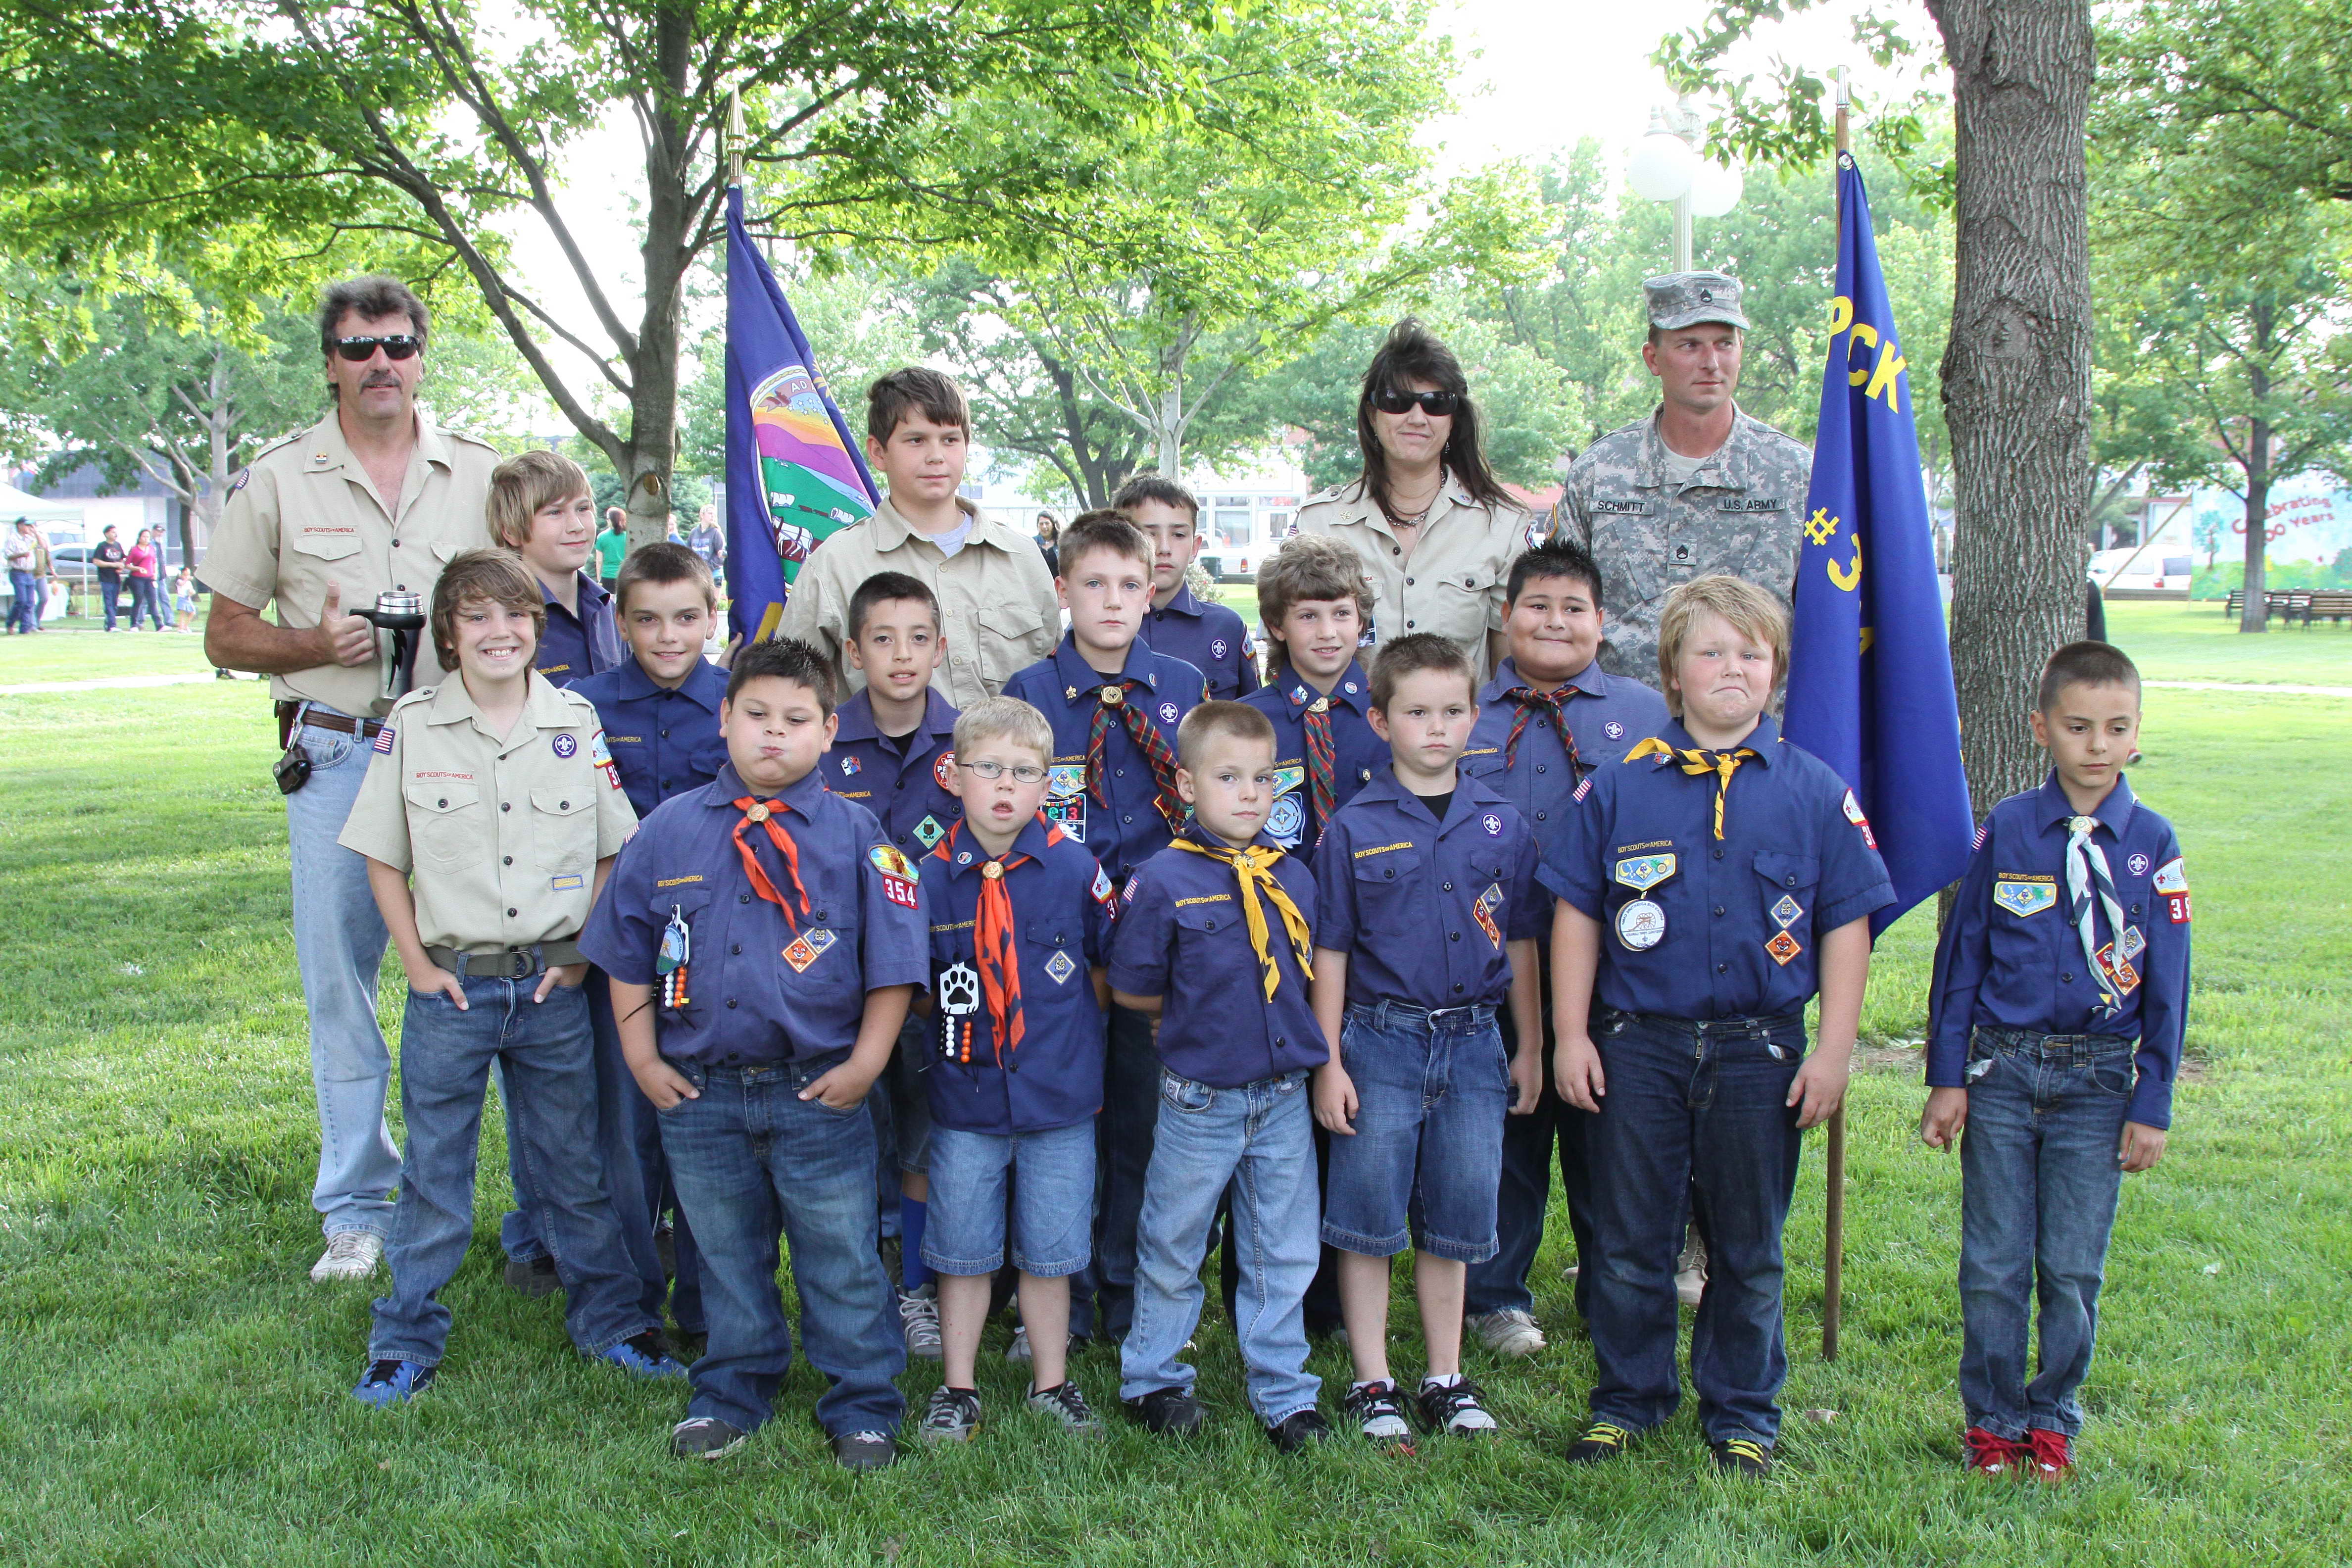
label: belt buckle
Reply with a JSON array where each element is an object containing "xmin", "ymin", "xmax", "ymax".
[{"xmin": 508, "ymin": 949, "xmax": 533, "ymax": 979}]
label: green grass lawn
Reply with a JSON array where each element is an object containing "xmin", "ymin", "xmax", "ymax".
[
  {"xmin": 2, "ymin": 637, "xmax": 2348, "ymax": 1566},
  {"xmin": 2101, "ymin": 599, "xmax": 2352, "ymax": 685}
]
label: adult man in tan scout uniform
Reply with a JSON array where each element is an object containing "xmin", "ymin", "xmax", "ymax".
[
  {"xmin": 1562, "ymin": 272, "xmax": 1812, "ymax": 688},
  {"xmin": 200, "ymin": 275, "xmax": 500, "ymax": 1282}
]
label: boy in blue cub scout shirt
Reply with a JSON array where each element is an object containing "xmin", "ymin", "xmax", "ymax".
[
  {"xmin": 1243, "ymin": 535, "xmax": 1388, "ymax": 853},
  {"xmin": 1111, "ymin": 702, "xmax": 1332, "ymax": 1452},
  {"xmin": 1921, "ymin": 641, "xmax": 2188, "ymax": 1484},
  {"xmin": 1117, "ymin": 475, "xmax": 1263, "ymax": 701},
  {"xmin": 489, "ymin": 451, "xmax": 624, "ymax": 687},
  {"xmin": 912, "ymin": 697, "xmax": 1115, "ymax": 1445},
  {"xmin": 825, "ymin": 569, "xmax": 966, "ymax": 1359},
  {"xmin": 1461, "ymin": 539, "xmax": 1669, "ymax": 1359},
  {"xmin": 1000, "ymin": 510, "xmax": 1205, "ymax": 1342},
  {"xmin": 1311, "ymin": 634, "xmax": 1544, "ymax": 1446},
  {"xmin": 581, "ymin": 638, "xmax": 929, "ymax": 1471},
  {"xmin": 335, "ymin": 550, "xmax": 680, "ymax": 1408},
  {"xmin": 1545, "ymin": 575, "xmax": 1891, "ymax": 1478},
  {"xmin": 563, "ymin": 540, "xmax": 730, "ymax": 1346}
]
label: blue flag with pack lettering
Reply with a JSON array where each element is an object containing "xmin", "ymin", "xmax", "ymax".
[
  {"xmin": 725, "ymin": 185, "xmax": 879, "ymax": 643},
  {"xmin": 1783, "ymin": 155, "xmax": 1972, "ymax": 934}
]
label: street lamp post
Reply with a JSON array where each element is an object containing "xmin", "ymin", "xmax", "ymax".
[{"xmin": 1626, "ymin": 98, "xmax": 1742, "ymax": 271}]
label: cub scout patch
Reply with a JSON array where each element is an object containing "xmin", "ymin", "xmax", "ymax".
[
  {"xmin": 1770, "ymin": 894, "xmax": 1803, "ymax": 930},
  {"xmin": 1046, "ymin": 794, "xmax": 1086, "ymax": 841},
  {"xmin": 2127, "ymin": 852, "xmax": 2150, "ymax": 877},
  {"xmin": 2119, "ymin": 924, "xmax": 2146, "ymax": 962},
  {"xmin": 590, "ymin": 729, "xmax": 622, "ymax": 788},
  {"xmin": 1091, "ymin": 865, "xmax": 1117, "ymax": 909},
  {"xmin": 1267, "ymin": 792, "xmax": 1306, "ymax": 847},
  {"xmin": 1841, "ymin": 789, "xmax": 1877, "ymax": 850},
  {"xmin": 1472, "ymin": 883, "xmax": 1504, "ymax": 949},
  {"xmin": 933, "ymin": 751, "xmax": 957, "ymax": 791},
  {"xmin": 1158, "ymin": 701, "xmax": 1179, "ymax": 724},
  {"xmin": 1482, "ymin": 813, "xmax": 1504, "ymax": 836},
  {"xmin": 1764, "ymin": 930, "xmax": 1803, "ymax": 967},
  {"xmin": 1044, "ymin": 949, "xmax": 1078, "ymax": 986},
  {"xmin": 839, "ymin": 754, "xmax": 861, "ymax": 776},
  {"xmin": 871, "ymin": 844, "xmax": 920, "ymax": 908},
  {"xmin": 374, "ymin": 725, "xmax": 396, "ymax": 754},
  {"xmin": 913, "ymin": 814, "xmax": 946, "ymax": 849},
  {"xmin": 1211, "ymin": 638, "xmax": 1229, "ymax": 659},
  {"xmin": 1047, "ymin": 763, "xmax": 1086, "ymax": 800},
  {"xmin": 1604, "ymin": 721, "xmax": 1624, "ymax": 741},
  {"xmin": 2164, "ymin": 891, "xmax": 2192, "ymax": 925},
  {"xmin": 2151, "ymin": 857, "xmax": 2188, "ymax": 894},
  {"xmin": 2095, "ymin": 942, "xmax": 2141, "ymax": 995},
  {"xmin": 1613, "ymin": 854, "xmax": 1676, "ymax": 892},
  {"xmin": 1271, "ymin": 763, "xmax": 1304, "ymax": 797},
  {"xmin": 782, "ymin": 928, "xmax": 838, "ymax": 972},
  {"xmin": 550, "ymin": 873, "xmax": 585, "ymax": 892},
  {"xmin": 552, "ymin": 733, "xmax": 577, "ymax": 759},
  {"xmin": 1993, "ymin": 878, "xmax": 2057, "ymax": 917}
]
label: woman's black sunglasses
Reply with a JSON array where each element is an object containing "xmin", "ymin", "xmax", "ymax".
[
  {"xmin": 332, "ymin": 335, "xmax": 423, "ymax": 362},
  {"xmin": 1371, "ymin": 388, "xmax": 1462, "ymax": 416}
]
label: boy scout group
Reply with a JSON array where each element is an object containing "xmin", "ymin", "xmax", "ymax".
[{"xmin": 204, "ymin": 273, "xmax": 2189, "ymax": 1483}]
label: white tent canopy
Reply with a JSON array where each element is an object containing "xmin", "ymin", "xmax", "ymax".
[{"xmin": 0, "ymin": 482, "xmax": 85, "ymax": 527}]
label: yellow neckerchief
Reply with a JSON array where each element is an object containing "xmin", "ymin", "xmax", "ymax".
[
  {"xmin": 1624, "ymin": 737, "xmax": 1759, "ymax": 841},
  {"xmin": 1170, "ymin": 837, "xmax": 1315, "ymax": 1000}
]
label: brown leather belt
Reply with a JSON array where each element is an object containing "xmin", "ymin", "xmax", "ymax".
[
  {"xmin": 277, "ymin": 699, "xmax": 385, "ymax": 749},
  {"xmin": 425, "ymin": 940, "xmax": 586, "ymax": 979}
]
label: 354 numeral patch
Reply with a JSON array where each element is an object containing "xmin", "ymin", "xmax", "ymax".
[{"xmin": 2164, "ymin": 892, "xmax": 2191, "ymax": 925}]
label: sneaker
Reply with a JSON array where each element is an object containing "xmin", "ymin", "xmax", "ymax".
[
  {"xmin": 1712, "ymin": 1436, "xmax": 1773, "ymax": 1476},
  {"xmin": 503, "ymin": 1253, "xmax": 561, "ymax": 1298},
  {"xmin": 1467, "ymin": 1308, "xmax": 1547, "ymax": 1359},
  {"xmin": 671, "ymin": 1416, "xmax": 747, "ymax": 1461},
  {"xmin": 600, "ymin": 1330, "xmax": 689, "ymax": 1378},
  {"xmin": 919, "ymin": 1385, "xmax": 981, "ymax": 1444},
  {"xmin": 2026, "ymin": 1427, "xmax": 2074, "ymax": 1482},
  {"xmin": 1675, "ymin": 1231, "xmax": 1708, "ymax": 1308},
  {"xmin": 1027, "ymin": 1380, "xmax": 1102, "ymax": 1436},
  {"xmin": 831, "ymin": 1429, "xmax": 899, "ymax": 1471},
  {"xmin": 351, "ymin": 1358, "xmax": 435, "ymax": 1407},
  {"xmin": 1565, "ymin": 1421, "xmax": 1634, "ymax": 1464},
  {"xmin": 1415, "ymin": 1375, "xmax": 1499, "ymax": 1435},
  {"xmin": 1005, "ymin": 1324, "xmax": 1030, "ymax": 1362},
  {"xmin": 899, "ymin": 1285, "xmax": 943, "ymax": 1360},
  {"xmin": 1962, "ymin": 1426, "xmax": 2026, "ymax": 1477},
  {"xmin": 311, "ymin": 1231, "xmax": 385, "ymax": 1282},
  {"xmin": 1342, "ymin": 1380, "xmax": 1413, "ymax": 1446},
  {"xmin": 1124, "ymin": 1385, "xmax": 1204, "ymax": 1435},
  {"xmin": 1266, "ymin": 1408, "xmax": 1332, "ymax": 1453}
]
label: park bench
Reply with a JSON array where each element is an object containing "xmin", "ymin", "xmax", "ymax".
[
  {"xmin": 2300, "ymin": 591, "xmax": 2352, "ymax": 627},
  {"xmin": 2224, "ymin": 588, "xmax": 2243, "ymax": 618}
]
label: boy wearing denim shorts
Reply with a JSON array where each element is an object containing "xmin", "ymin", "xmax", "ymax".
[
  {"xmin": 1545, "ymin": 575, "xmax": 1890, "ymax": 1477},
  {"xmin": 337, "ymin": 549, "xmax": 681, "ymax": 1405},
  {"xmin": 582, "ymin": 638, "xmax": 928, "ymax": 1470},
  {"xmin": 1311, "ymin": 634, "xmax": 1544, "ymax": 1444},
  {"xmin": 822, "ymin": 569, "xmax": 965, "ymax": 1360},
  {"xmin": 912, "ymin": 697, "xmax": 1115, "ymax": 1443},
  {"xmin": 1922, "ymin": 641, "xmax": 2187, "ymax": 1482},
  {"xmin": 1112, "ymin": 701, "xmax": 1332, "ymax": 1450}
]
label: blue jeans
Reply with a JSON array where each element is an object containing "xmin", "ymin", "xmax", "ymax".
[
  {"xmin": 369, "ymin": 978, "xmax": 657, "ymax": 1365},
  {"xmin": 1124, "ymin": 1070, "xmax": 1322, "ymax": 1424},
  {"xmin": 1322, "ymin": 1002, "xmax": 1509, "ymax": 1262},
  {"xmin": 1958, "ymin": 1029, "xmax": 2133, "ymax": 1441},
  {"xmin": 497, "ymin": 975, "xmax": 673, "ymax": 1325},
  {"xmin": 1581, "ymin": 1009, "xmax": 1807, "ymax": 1446},
  {"xmin": 1076, "ymin": 1003, "xmax": 1159, "ymax": 1340},
  {"xmin": 98, "ymin": 572, "xmax": 121, "ymax": 630},
  {"xmin": 656, "ymin": 1056, "xmax": 907, "ymax": 1437},
  {"xmin": 923, "ymin": 1122, "xmax": 1094, "ymax": 1277},
  {"xmin": 285, "ymin": 713, "xmax": 402, "ymax": 1238},
  {"xmin": 128, "ymin": 576, "xmax": 162, "ymax": 630},
  {"xmin": 7, "ymin": 570, "xmax": 36, "ymax": 632},
  {"xmin": 1467, "ymin": 998, "xmax": 1596, "ymax": 1319}
]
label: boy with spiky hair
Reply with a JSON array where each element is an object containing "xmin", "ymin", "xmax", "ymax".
[{"xmin": 1243, "ymin": 536, "xmax": 1389, "ymax": 853}]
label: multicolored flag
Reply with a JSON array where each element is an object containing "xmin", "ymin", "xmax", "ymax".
[
  {"xmin": 1783, "ymin": 155, "xmax": 1973, "ymax": 934},
  {"xmin": 724, "ymin": 185, "xmax": 879, "ymax": 642}
]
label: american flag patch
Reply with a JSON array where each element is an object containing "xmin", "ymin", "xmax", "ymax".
[
  {"xmin": 1971, "ymin": 822, "xmax": 1987, "ymax": 852},
  {"xmin": 373, "ymin": 726, "xmax": 395, "ymax": 754},
  {"xmin": 1573, "ymin": 776, "xmax": 1592, "ymax": 803}
]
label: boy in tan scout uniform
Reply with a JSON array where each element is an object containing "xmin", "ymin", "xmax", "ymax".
[{"xmin": 337, "ymin": 548, "xmax": 685, "ymax": 1405}]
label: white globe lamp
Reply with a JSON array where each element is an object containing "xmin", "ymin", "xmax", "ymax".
[
  {"xmin": 1626, "ymin": 131, "xmax": 1698, "ymax": 204},
  {"xmin": 1689, "ymin": 160, "xmax": 1743, "ymax": 219}
]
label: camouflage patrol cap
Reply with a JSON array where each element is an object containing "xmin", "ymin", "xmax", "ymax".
[{"xmin": 1643, "ymin": 271, "xmax": 1749, "ymax": 332}]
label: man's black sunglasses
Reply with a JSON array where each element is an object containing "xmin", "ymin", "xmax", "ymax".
[
  {"xmin": 332, "ymin": 335, "xmax": 423, "ymax": 362},
  {"xmin": 1371, "ymin": 387, "xmax": 1462, "ymax": 416}
]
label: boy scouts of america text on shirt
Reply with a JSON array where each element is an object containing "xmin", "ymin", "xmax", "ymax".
[
  {"xmin": 578, "ymin": 762, "xmax": 930, "ymax": 1066},
  {"xmin": 1538, "ymin": 714, "xmax": 1893, "ymax": 1023},
  {"xmin": 1924, "ymin": 772, "xmax": 2191, "ymax": 1130}
]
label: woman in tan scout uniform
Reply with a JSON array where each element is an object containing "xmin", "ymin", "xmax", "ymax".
[{"xmin": 1289, "ymin": 320, "xmax": 1530, "ymax": 682}]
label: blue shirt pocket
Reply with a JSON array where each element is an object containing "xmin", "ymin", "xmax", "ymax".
[{"xmin": 1352, "ymin": 848, "xmax": 1424, "ymax": 932}]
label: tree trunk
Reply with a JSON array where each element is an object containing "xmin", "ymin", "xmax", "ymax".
[
  {"xmin": 1926, "ymin": 0, "xmax": 2098, "ymax": 817},
  {"xmin": 2240, "ymin": 408, "xmax": 2270, "ymax": 633}
]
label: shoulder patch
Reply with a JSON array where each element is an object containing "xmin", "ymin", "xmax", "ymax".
[
  {"xmin": 1091, "ymin": 865, "xmax": 1116, "ymax": 908},
  {"xmin": 1993, "ymin": 879, "xmax": 2058, "ymax": 918},
  {"xmin": 1122, "ymin": 873, "xmax": 1143, "ymax": 905},
  {"xmin": 2151, "ymin": 857, "xmax": 2187, "ymax": 894},
  {"xmin": 373, "ymin": 725, "xmax": 395, "ymax": 754}
]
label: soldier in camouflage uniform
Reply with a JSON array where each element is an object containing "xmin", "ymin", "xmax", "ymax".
[{"xmin": 1560, "ymin": 272, "xmax": 1812, "ymax": 689}]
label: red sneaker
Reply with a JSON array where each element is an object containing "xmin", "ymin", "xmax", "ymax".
[
  {"xmin": 1962, "ymin": 1426, "xmax": 2025, "ymax": 1477},
  {"xmin": 2026, "ymin": 1426, "xmax": 2074, "ymax": 1482}
]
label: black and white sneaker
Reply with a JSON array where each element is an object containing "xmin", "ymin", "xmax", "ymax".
[
  {"xmin": 831, "ymin": 1429, "xmax": 899, "ymax": 1470},
  {"xmin": 1123, "ymin": 1385, "xmax": 1204, "ymax": 1435},
  {"xmin": 1342, "ymin": 1380, "xmax": 1414, "ymax": 1447},
  {"xmin": 1026, "ymin": 1380, "xmax": 1102, "ymax": 1435},
  {"xmin": 919, "ymin": 1385, "xmax": 981, "ymax": 1444},
  {"xmin": 1266, "ymin": 1408, "xmax": 1332, "ymax": 1453},
  {"xmin": 671, "ymin": 1416, "xmax": 747, "ymax": 1461},
  {"xmin": 1415, "ymin": 1374, "xmax": 1499, "ymax": 1435}
]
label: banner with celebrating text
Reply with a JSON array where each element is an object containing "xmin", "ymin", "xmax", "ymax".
[
  {"xmin": 724, "ymin": 185, "xmax": 880, "ymax": 643},
  {"xmin": 1784, "ymin": 154, "xmax": 1973, "ymax": 934}
]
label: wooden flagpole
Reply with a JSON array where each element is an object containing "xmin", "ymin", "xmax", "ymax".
[{"xmin": 1822, "ymin": 64, "xmax": 1852, "ymax": 1366}]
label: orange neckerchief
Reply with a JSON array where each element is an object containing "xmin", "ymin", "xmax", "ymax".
[
  {"xmin": 953, "ymin": 818, "xmax": 1067, "ymax": 1065},
  {"xmin": 731, "ymin": 796, "xmax": 811, "ymax": 932}
]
